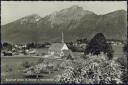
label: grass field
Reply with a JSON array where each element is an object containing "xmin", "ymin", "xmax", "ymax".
[
  {"xmin": 112, "ymin": 44, "xmax": 125, "ymax": 60},
  {"xmin": 1, "ymin": 44, "xmax": 125, "ymax": 83},
  {"xmin": 1, "ymin": 56, "xmax": 57, "ymax": 83},
  {"xmin": 1, "ymin": 57, "xmax": 40, "ymax": 78}
]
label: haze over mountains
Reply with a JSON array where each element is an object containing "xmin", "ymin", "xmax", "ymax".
[{"xmin": 1, "ymin": 5, "xmax": 127, "ymax": 43}]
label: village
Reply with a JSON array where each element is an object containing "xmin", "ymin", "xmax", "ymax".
[
  {"xmin": 1, "ymin": 34, "xmax": 124, "ymax": 57},
  {"xmin": 1, "ymin": 32, "xmax": 126, "ymax": 84}
]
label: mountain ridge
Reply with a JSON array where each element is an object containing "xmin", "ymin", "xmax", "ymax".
[{"xmin": 1, "ymin": 6, "xmax": 127, "ymax": 43}]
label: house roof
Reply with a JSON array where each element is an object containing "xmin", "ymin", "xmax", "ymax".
[{"xmin": 49, "ymin": 43, "xmax": 67, "ymax": 52}]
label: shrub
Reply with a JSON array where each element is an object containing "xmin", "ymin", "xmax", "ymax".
[
  {"xmin": 123, "ymin": 43, "xmax": 128, "ymax": 56},
  {"xmin": 5, "ymin": 65, "xmax": 13, "ymax": 72},
  {"xmin": 56, "ymin": 54, "xmax": 123, "ymax": 84},
  {"xmin": 22, "ymin": 61, "xmax": 31, "ymax": 68},
  {"xmin": 116, "ymin": 56, "xmax": 127, "ymax": 68},
  {"xmin": 121, "ymin": 68, "xmax": 128, "ymax": 84},
  {"xmin": 36, "ymin": 58, "xmax": 44, "ymax": 64},
  {"xmin": 2, "ymin": 42, "xmax": 12, "ymax": 50},
  {"xmin": 116, "ymin": 53, "xmax": 128, "ymax": 84}
]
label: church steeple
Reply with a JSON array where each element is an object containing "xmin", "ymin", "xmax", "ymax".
[{"xmin": 61, "ymin": 31, "xmax": 64, "ymax": 43}]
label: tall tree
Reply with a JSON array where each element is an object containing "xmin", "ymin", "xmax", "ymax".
[
  {"xmin": 123, "ymin": 43, "xmax": 128, "ymax": 56},
  {"xmin": 84, "ymin": 33, "xmax": 114, "ymax": 59}
]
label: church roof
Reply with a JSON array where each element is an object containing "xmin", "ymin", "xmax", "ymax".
[
  {"xmin": 62, "ymin": 49, "xmax": 74, "ymax": 58},
  {"xmin": 49, "ymin": 43, "xmax": 66, "ymax": 52}
]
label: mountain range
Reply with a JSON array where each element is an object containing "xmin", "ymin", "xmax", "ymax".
[{"xmin": 1, "ymin": 5, "xmax": 127, "ymax": 43}]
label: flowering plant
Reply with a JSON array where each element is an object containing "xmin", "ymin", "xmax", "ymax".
[{"xmin": 56, "ymin": 54, "xmax": 123, "ymax": 84}]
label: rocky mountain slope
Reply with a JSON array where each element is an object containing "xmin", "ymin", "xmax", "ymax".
[{"xmin": 1, "ymin": 5, "xmax": 127, "ymax": 43}]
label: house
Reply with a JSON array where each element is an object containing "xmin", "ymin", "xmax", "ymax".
[
  {"xmin": 48, "ymin": 32, "xmax": 74, "ymax": 58},
  {"xmin": 28, "ymin": 49, "xmax": 36, "ymax": 54}
]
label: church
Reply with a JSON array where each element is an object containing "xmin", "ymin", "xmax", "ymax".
[{"xmin": 48, "ymin": 32, "xmax": 74, "ymax": 59}]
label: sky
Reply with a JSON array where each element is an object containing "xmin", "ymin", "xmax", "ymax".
[{"xmin": 1, "ymin": 1, "xmax": 127, "ymax": 25}]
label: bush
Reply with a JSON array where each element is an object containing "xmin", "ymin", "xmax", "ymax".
[
  {"xmin": 116, "ymin": 56, "xmax": 127, "ymax": 68},
  {"xmin": 84, "ymin": 33, "xmax": 114, "ymax": 59},
  {"xmin": 22, "ymin": 61, "xmax": 31, "ymax": 68},
  {"xmin": 56, "ymin": 54, "xmax": 123, "ymax": 84},
  {"xmin": 80, "ymin": 54, "xmax": 89, "ymax": 60},
  {"xmin": 121, "ymin": 43, "xmax": 128, "ymax": 84},
  {"xmin": 2, "ymin": 42, "xmax": 12, "ymax": 50},
  {"xmin": 123, "ymin": 43, "xmax": 128, "ymax": 55},
  {"xmin": 121, "ymin": 68, "xmax": 128, "ymax": 84},
  {"xmin": 36, "ymin": 58, "xmax": 44, "ymax": 64},
  {"xmin": 5, "ymin": 65, "xmax": 13, "ymax": 72},
  {"xmin": 116, "ymin": 55, "xmax": 128, "ymax": 84}
]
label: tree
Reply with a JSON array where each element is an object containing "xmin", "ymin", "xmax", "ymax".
[
  {"xmin": 84, "ymin": 33, "xmax": 114, "ymax": 59},
  {"xmin": 1, "ymin": 43, "xmax": 3, "ymax": 49},
  {"xmin": 22, "ymin": 61, "xmax": 31, "ymax": 68},
  {"xmin": 76, "ymin": 38, "xmax": 88, "ymax": 44},
  {"xmin": 27, "ymin": 42, "xmax": 35, "ymax": 48},
  {"xmin": 36, "ymin": 58, "xmax": 44, "ymax": 64},
  {"xmin": 56, "ymin": 55, "xmax": 123, "ymax": 84},
  {"xmin": 104, "ymin": 43, "xmax": 114, "ymax": 60},
  {"xmin": 123, "ymin": 43, "xmax": 128, "ymax": 56},
  {"xmin": 2, "ymin": 42, "xmax": 12, "ymax": 50},
  {"xmin": 5, "ymin": 65, "xmax": 13, "ymax": 72},
  {"xmin": 122, "ymin": 43, "xmax": 128, "ymax": 84},
  {"xmin": 3, "ymin": 42, "xmax": 9, "ymax": 47}
]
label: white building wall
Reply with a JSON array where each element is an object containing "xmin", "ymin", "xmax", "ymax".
[{"xmin": 61, "ymin": 44, "xmax": 69, "ymax": 50}]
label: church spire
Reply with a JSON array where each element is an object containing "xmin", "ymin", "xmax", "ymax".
[{"xmin": 62, "ymin": 31, "xmax": 64, "ymax": 43}]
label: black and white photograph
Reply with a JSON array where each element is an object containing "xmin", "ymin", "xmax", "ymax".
[{"xmin": 1, "ymin": 1, "xmax": 127, "ymax": 84}]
